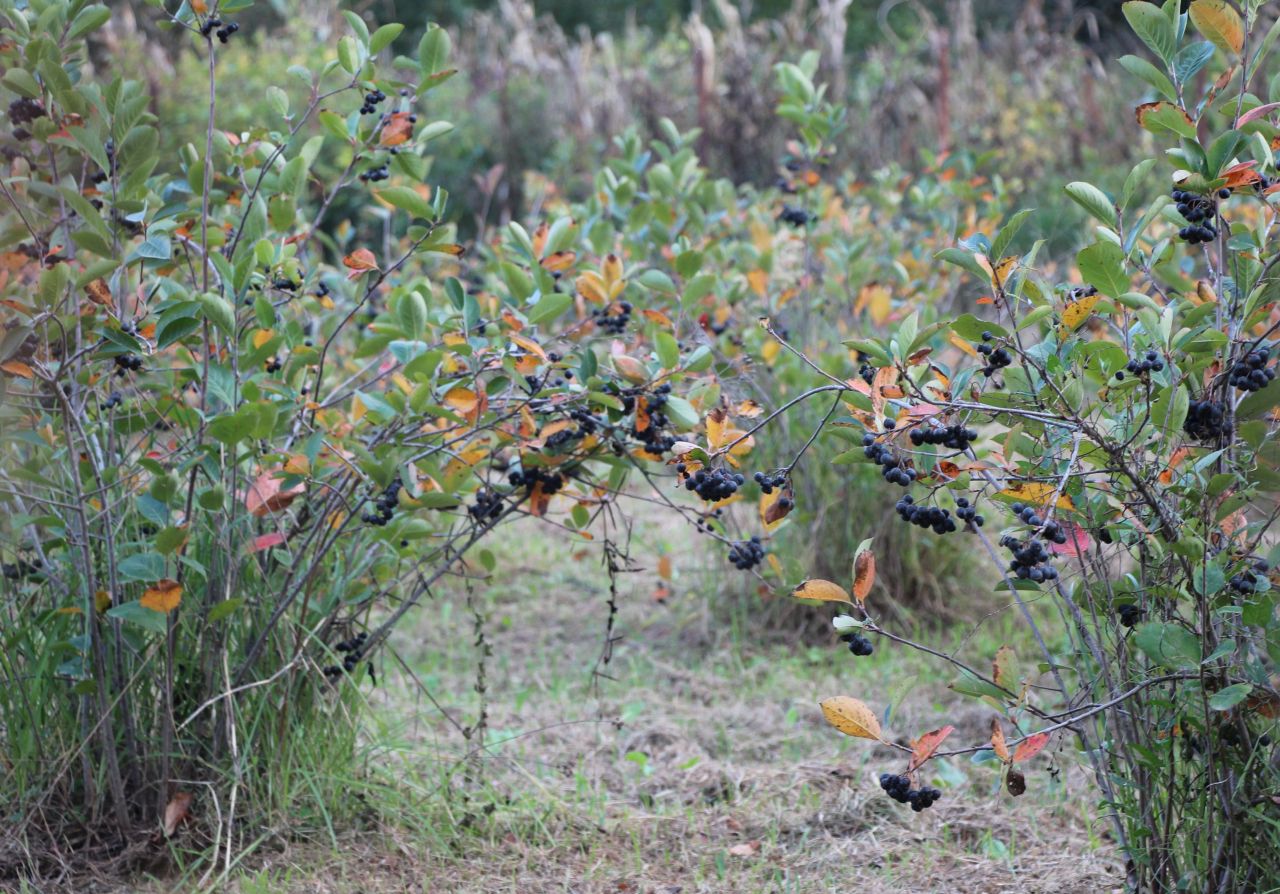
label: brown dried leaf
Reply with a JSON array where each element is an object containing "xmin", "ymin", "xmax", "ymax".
[{"xmin": 852, "ymin": 549, "xmax": 875, "ymax": 604}]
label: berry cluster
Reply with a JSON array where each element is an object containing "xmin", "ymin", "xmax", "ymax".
[
  {"xmin": 631, "ymin": 383, "xmax": 678, "ymax": 456},
  {"xmin": 841, "ymin": 632, "xmax": 874, "ymax": 656},
  {"xmin": 1118, "ymin": 350, "xmax": 1165, "ymax": 380},
  {"xmin": 359, "ymin": 164, "xmax": 390, "ymax": 183},
  {"xmin": 977, "ymin": 332, "xmax": 1012, "ymax": 377},
  {"xmin": 8, "ymin": 97, "xmax": 45, "ymax": 125},
  {"xmin": 880, "ymin": 774, "xmax": 942, "ymax": 812},
  {"xmin": 101, "ymin": 390, "xmax": 123, "ymax": 410},
  {"xmin": 895, "ymin": 495, "xmax": 957, "ymax": 533},
  {"xmin": 1184, "ymin": 399, "xmax": 1230, "ymax": 441},
  {"xmin": 1172, "ymin": 188, "xmax": 1225, "ymax": 244},
  {"xmin": 1001, "ymin": 535, "xmax": 1058, "ymax": 583},
  {"xmin": 777, "ymin": 205, "xmax": 813, "ymax": 227},
  {"xmin": 509, "ymin": 466, "xmax": 565, "ymax": 496},
  {"xmin": 857, "ymin": 357, "xmax": 877, "ymax": 385},
  {"xmin": 360, "ymin": 89, "xmax": 387, "ymax": 115},
  {"xmin": 1010, "ymin": 503, "xmax": 1069, "ymax": 546},
  {"xmin": 863, "ymin": 433, "xmax": 916, "ymax": 487},
  {"xmin": 114, "ymin": 353, "xmax": 143, "ymax": 375},
  {"xmin": 1117, "ymin": 604, "xmax": 1145, "ymax": 628},
  {"xmin": 264, "ymin": 356, "xmax": 282, "ymax": 373},
  {"xmin": 362, "ymin": 477, "xmax": 402, "ymax": 526},
  {"xmin": 469, "ymin": 489, "xmax": 503, "ymax": 522},
  {"xmin": 910, "ymin": 423, "xmax": 977, "ymax": 451},
  {"xmin": 727, "ymin": 536, "xmax": 765, "ymax": 570},
  {"xmin": 1229, "ymin": 558, "xmax": 1270, "ymax": 594},
  {"xmin": 684, "ymin": 466, "xmax": 744, "ymax": 501},
  {"xmin": 323, "ymin": 631, "xmax": 369, "ymax": 680},
  {"xmin": 954, "ymin": 496, "xmax": 984, "ymax": 527},
  {"xmin": 592, "ymin": 300, "xmax": 632, "ymax": 335},
  {"xmin": 1228, "ymin": 350, "xmax": 1274, "ymax": 392},
  {"xmin": 753, "ymin": 471, "xmax": 787, "ymax": 494},
  {"xmin": 201, "ymin": 18, "xmax": 240, "ymax": 42}
]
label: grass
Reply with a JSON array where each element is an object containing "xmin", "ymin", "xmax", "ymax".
[{"xmin": 43, "ymin": 506, "xmax": 1122, "ymax": 894}]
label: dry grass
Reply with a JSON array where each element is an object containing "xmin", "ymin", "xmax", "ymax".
[{"xmin": 23, "ymin": 510, "xmax": 1123, "ymax": 894}]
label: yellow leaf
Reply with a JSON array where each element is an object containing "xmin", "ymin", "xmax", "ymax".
[
  {"xmin": 602, "ymin": 253, "xmax": 624, "ymax": 293},
  {"xmin": 1058, "ymin": 293, "xmax": 1100, "ymax": 333},
  {"xmin": 747, "ymin": 269, "xmax": 768, "ymax": 297},
  {"xmin": 761, "ymin": 339, "xmax": 780, "ymax": 365},
  {"xmin": 949, "ymin": 333, "xmax": 979, "ymax": 359},
  {"xmin": 95, "ymin": 589, "xmax": 112, "ymax": 613},
  {"xmin": 351, "ymin": 394, "xmax": 368, "ymax": 423},
  {"xmin": 852, "ymin": 549, "xmax": 875, "ymax": 603},
  {"xmin": 998, "ymin": 481, "xmax": 1075, "ymax": 512},
  {"xmin": 141, "ymin": 578, "xmax": 182, "ymax": 614},
  {"xmin": 856, "ymin": 282, "xmax": 892, "ymax": 326},
  {"xmin": 511, "ymin": 334, "xmax": 548, "ymax": 362},
  {"xmin": 792, "ymin": 578, "xmax": 852, "ymax": 605},
  {"xmin": 819, "ymin": 696, "xmax": 882, "ymax": 740},
  {"xmin": 576, "ymin": 271, "xmax": 608, "ymax": 305},
  {"xmin": 990, "ymin": 256, "xmax": 1017, "ymax": 291},
  {"xmin": 252, "ymin": 328, "xmax": 274, "ymax": 349},
  {"xmin": 706, "ymin": 407, "xmax": 728, "ymax": 451},
  {"xmin": 1189, "ymin": 0, "xmax": 1244, "ymax": 54},
  {"xmin": 284, "ymin": 454, "xmax": 310, "ymax": 476}
]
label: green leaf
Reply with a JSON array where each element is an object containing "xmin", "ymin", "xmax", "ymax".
[
  {"xmin": 208, "ymin": 597, "xmax": 245, "ymax": 623},
  {"xmin": 1207, "ymin": 683, "xmax": 1252, "ymax": 711},
  {"xmin": 376, "ymin": 186, "xmax": 434, "ymax": 220},
  {"xmin": 527, "ymin": 292, "xmax": 572, "ymax": 326},
  {"xmin": 1134, "ymin": 621, "xmax": 1202, "ymax": 669},
  {"xmin": 951, "ymin": 314, "xmax": 1008, "ymax": 342},
  {"xmin": 935, "ymin": 247, "xmax": 990, "ymax": 283},
  {"xmin": 1065, "ymin": 182, "xmax": 1117, "ymax": 227},
  {"xmin": 990, "ymin": 209, "xmax": 1035, "ymax": 262},
  {"xmin": 663, "ymin": 396, "xmax": 699, "ymax": 430},
  {"xmin": 68, "ymin": 4, "xmax": 111, "ymax": 41},
  {"xmin": 106, "ymin": 600, "xmax": 168, "ymax": 634},
  {"xmin": 1123, "ymin": 1, "xmax": 1177, "ymax": 63},
  {"xmin": 118, "ymin": 552, "xmax": 165, "ymax": 582},
  {"xmin": 655, "ymin": 331, "xmax": 679, "ymax": 369},
  {"xmin": 1118, "ymin": 54, "xmax": 1178, "ymax": 101},
  {"xmin": 196, "ymin": 292, "xmax": 236, "ymax": 336},
  {"xmin": 369, "ymin": 23, "xmax": 404, "ymax": 54},
  {"xmin": 1173, "ymin": 41, "xmax": 1216, "ymax": 84},
  {"xmin": 1077, "ymin": 241, "xmax": 1130, "ymax": 297}
]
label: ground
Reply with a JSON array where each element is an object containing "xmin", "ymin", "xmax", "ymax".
[{"xmin": 41, "ymin": 512, "xmax": 1124, "ymax": 894}]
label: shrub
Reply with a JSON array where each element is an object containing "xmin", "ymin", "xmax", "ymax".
[{"xmin": 749, "ymin": 3, "xmax": 1280, "ymax": 890}]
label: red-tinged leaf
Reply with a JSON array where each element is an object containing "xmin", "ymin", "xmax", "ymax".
[
  {"xmin": 1221, "ymin": 160, "xmax": 1261, "ymax": 189},
  {"xmin": 1050, "ymin": 521, "xmax": 1093, "ymax": 557},
  {"xmin": 908, "ymin": 725, "xmax": 955, "ymax": 771},
  {"xmin": 1013, "ymin": 731, "xmax": 1050, "ymax": 762},
  {"xmin": 343, "ymin": 248, "xmax": 378, "ymax": 279},
  {"xmin": 245, "ymin": 469, "xmax": 306, "ymax": 517},
  {"xmin": 1239, "ymin": 103, "xmax": 1280, "ymax": 126},
  {"xmin": 252, "ymin": 532, "xmax": 286, "ymax": 552}
]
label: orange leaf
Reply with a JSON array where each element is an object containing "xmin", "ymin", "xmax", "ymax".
[
  {"xmin": 908, "ymin": 725, "xmax": 955, "ymax": 771},
  {"xmin": 379, "ymin": 112, "xmax": 414, "ymax": 147},
  {"xmin": 746, "ymin": 269, "xmax": 768, "ymax": 297},
  {"xmin": 343, "ymin": 248, "xmax": 378, "ymax": 279},
  {"xmin": 1013, "ymin": 731, "xmax": 1050, "ymax": 762},
  {"xmin": 141, "ymin": 578, "xmax": 182, "ymax": 614},
  {"xmin": 990, "ymin": 718, "xmax": 1011, "ymax": 763},
  {"xmin": 735, "ymin": 399, "xmax": 764, "ymax": 418},
  {"xmin": 852, "ymin": 549, "xmax": 875, "ymax": 603},
  {"xmin": 657, "ymin": 554, "xmax": 672, "ymax": 581},
  {"xmin": 0, "ymin": 360, "xmax": 33, "ymax": 379},
  {"xmin": 540, "ymin": 251, "xmax": 576, "ymax": 272}
]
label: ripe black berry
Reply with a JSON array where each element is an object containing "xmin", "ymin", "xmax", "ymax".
[
  {"xmin": 1228, "ymin": 349, "xmax": 1274, "ymax": 392},
  {"xmin": 1184, "ymin": 399, "xmax": 1230, "ymax": 441},
  {"xmin": 727, "ymin": 536, "xmax": 765, "ymax": 570},
  {"xmin": 361, "ymin": 476, "xmax": 403, "ymax": 526},
  {"xmin": 684, "ymin": 466, "xmax": 744, "ymax": 501},
  {"xmin": 895, "ymin": 494, "xmax": 957, "ymax": 533},
  {"xmin": 777, "ymin": 204, "xmax": 812, "ymax": 227},
  {"xmin": 840, "ymin": 632, "xmax": 874, "ymax": 656},
  {"xmin": 591, "ymin": 300, "xmax": 632, "ymax": 335}
]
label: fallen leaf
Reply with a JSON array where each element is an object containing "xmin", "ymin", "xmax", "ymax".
[
  {"xmin": 727, "ymin": 841, "xmax": 760, "ymax": 857},
  {"xmin": 162, "ymin": 791, "xmax": 193, "ymax": 837},
  {"xmin": 819, "ymin": 696, "xmax": 882, "ymax": 740}
]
